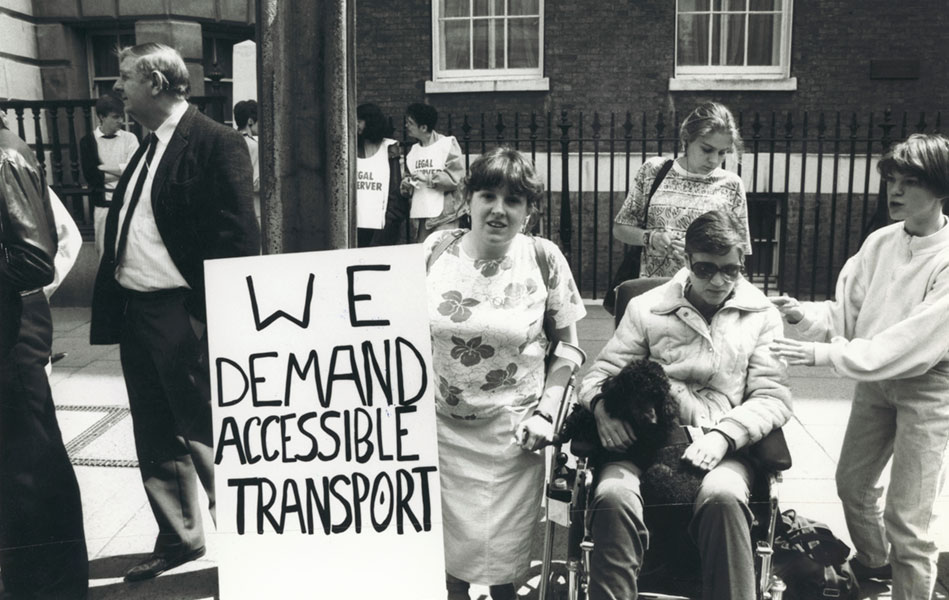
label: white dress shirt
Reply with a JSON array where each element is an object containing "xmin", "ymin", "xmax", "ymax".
[{"xmin": 114, "ymin": 101, "xmax": 191, "ymax": 292}]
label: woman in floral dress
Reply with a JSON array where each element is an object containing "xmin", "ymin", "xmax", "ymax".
[{"xmin": 424, "ymin": 147, "xmax": 586, "ymax": 600}]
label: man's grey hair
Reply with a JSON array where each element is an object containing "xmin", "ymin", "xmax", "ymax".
[{"xmin": 117, "ymin": 43, "xmax": 191, "ymax": 99}]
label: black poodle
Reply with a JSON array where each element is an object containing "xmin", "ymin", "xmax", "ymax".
[{"xmin": 560, "ymin": 359, "xmax": 705, "ymax": 508}]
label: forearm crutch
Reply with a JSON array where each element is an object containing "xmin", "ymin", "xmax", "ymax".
[{"xmin": 539, "ymin": 341, "xmax": 586, "ymax": 600}]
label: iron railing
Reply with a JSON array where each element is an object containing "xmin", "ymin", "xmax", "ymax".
[
  {"xmin": 394, "ymin": 108, "xmax": 942, "ymax": 300},
  {"xmin": 0, "ymin": 96, "xmax": 227, "ymax": 239},
  {"xmin": 2, "ymin": 101, "xmax": 942, "ymax": 299}
]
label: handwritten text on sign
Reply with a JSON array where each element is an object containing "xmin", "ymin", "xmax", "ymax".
[{"xmin": 206, "ymin": 245, "xmax": 444, "ymax": 598}]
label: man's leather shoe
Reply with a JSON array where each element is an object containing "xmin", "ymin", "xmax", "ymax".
[
  {"xmin": 849, "ymin": 558, "xmax": 892, "ymax": 581},
  {"xmin": 124, "ymin": 546, "xmax": 206, "ymax": 582}
]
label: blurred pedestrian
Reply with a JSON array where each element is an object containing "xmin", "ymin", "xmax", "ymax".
[
  {"xmin": 44, "ymin": 187, "xmax": 83, "ymax": 372},
  {"xmin": 233, "ymin": 99, "xmax": 260, "ymax": 221},
  {"xmin": 0, "ymin": 110, "xmax": 89, "ymax": 599},
  {"xmin": 401, "ymin": 102, "xmax": 466, "ymax": 243},
  {"xmin": 612, "ymin": 101, "xmax": 751, "ymax": 278},
  {"xmin": 771, "ymin": 133, "xmax": 949, "ymax": 600},
  {"xmin": 90, "ymin": 42, "xmax": 259, "ymax": 582},
  {"xmin": 356, "ymin": 103, "xmax": 407, "ymax": 247},
  {"xmin": 79, "ymin": 93, "xmax": 139, "ymax": 258}
]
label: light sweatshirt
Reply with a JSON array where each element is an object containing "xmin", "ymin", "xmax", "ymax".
[{"xmin": 789, "ymin": 217, "xmax": 949, "ymax": 381}]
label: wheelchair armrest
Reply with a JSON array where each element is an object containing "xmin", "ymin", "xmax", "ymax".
[
  {"xmin": 749, "ymin": 428, "xmax": 792, "ymax": 472},
  {"xmin": 570, "ymin": 438, "xmax": 596, "ymax": 458}
]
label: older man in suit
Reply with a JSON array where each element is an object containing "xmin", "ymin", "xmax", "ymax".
[
  {"xmin": 90, "ymin": 43, "xmax": 259, "ymax": 582},
  {"xmin": 1, "ymin": 112, "xmax": 89, "ymax": 598}
]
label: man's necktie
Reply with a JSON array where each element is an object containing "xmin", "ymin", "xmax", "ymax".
[{"xmin": 114, "ymin": 133, "xmax": 157, "ymax": 266}]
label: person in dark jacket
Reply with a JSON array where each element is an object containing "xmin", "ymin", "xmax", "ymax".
[
  {"xmin": 0, "ymin": 110, "xmax": 89, "ymax": 599},
  {"xmin": 90, "ymin": 42, "xmax": 260, "ymax": 582},
  {"xmin": 79, "ymin": 94, "xmax": 139, "ymax": 257},
  {"xmin": 356, "ymin": 102, "xmax": 408, "ymax": 246}
]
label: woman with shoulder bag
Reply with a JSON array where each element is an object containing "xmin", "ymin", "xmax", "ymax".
[
  {"xmin": 423, "ymin": 147, "xmax": 586, "ymax": 600},
  {"xmin": 612, "ymin": 102, "xmax": 752, "ymax": 281}
]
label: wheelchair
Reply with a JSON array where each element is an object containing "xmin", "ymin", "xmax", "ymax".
[{"xmin": 538, "ymin": 278, "xmax": 792, "ymax": 600}]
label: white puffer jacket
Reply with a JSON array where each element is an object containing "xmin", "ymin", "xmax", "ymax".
[{"xmin": 579, "ymin": 268, "xmax": 792, "ymax": 450}]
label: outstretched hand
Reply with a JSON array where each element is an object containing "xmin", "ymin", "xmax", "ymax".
[
  {"xmin": 770, "ymin": 296, "xmax": 804, "ymax": 324},
  {"xmin": 770, "ymin": 337, "xmax": 816, "ymax": 366}
]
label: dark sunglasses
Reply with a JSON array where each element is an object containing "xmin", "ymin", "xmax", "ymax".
[{"xmin": 688, "ymin": 259, "xmax": 743, "ymax": 281}]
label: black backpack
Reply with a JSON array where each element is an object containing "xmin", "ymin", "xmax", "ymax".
[{"xmin": 772, "ymin": 509, "xmax": 859, "ymax": 599}]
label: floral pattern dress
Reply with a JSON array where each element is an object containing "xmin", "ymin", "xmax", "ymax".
[{"xmin": 424, "ymin": 230, "xmax": 585, "ymax": 584}]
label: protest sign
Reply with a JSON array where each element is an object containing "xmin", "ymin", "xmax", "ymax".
[{"xmin": 206, "ymin": 244, "xmax": 444, "ymax": 598}]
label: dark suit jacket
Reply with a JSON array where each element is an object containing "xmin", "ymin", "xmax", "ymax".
[
  {"xmin": 90, "ymin": 104, "xmax": 260, "ymax": 345},
  {"xmin": 78, "ymin": 133, "xmax": 106, "ymax": 207}
]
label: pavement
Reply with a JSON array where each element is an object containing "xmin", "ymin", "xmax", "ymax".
[{"xmin": 8, "ymin": 303, "xmax": 949, "ymax": 599}]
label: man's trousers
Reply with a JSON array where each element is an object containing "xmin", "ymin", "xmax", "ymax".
[{"xmin": 119, "ymin": 288, "xmax": 215, "ymax": 556}]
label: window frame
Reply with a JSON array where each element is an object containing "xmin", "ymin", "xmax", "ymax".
[
  {"xmin": 86, "ymin": 30, "xmax": 136, "ymax": 99},
  {"xmin": 670, "ymin": 0, "xmax": 796, "ymax": 91},
  {"xmin": 427, "ymin": 0, "xmax": 548, "ymax": 94}
]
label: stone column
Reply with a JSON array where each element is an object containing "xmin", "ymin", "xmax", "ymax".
[{"xmin": 257, "ymin": 0, "xmax": 355, "ymax": 253}]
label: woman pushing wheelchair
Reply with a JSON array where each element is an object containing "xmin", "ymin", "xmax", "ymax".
[{"xmin": 578, "ymin": 210, "xmax": 792, "ymax": 600}]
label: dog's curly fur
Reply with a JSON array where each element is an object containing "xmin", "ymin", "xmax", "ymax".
[{"xmin": 561, "ymin": 359, "xmax": 705, "ymax": 508}]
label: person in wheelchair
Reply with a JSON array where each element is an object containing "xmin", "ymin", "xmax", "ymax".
[{"xmin": 577, "ymin": 209, "xmax": 792, "ymax": 600}]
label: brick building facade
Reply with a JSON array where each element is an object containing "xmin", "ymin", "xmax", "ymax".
[
  {"xmin": 2, "ymin": 1, "xmax": 947, "ymax": 300},
  {"xmin": 356, "ymin": 0, "xmax": 949, "ymax": 299},
  {"xmin": 357, "ymin": 0, "xmax": 949, "ymax": 123}
]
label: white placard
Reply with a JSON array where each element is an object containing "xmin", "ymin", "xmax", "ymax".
[{"xmin": 206, "ymin": 245, "xmax": 444, "ymax": 599}]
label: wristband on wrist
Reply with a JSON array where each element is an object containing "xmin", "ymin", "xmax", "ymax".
[
  {"xmin": 532, "ymin": 409, "xmax": 553, "ymax": 423},
  {"xmin": 642, "ymin": 230, "xmax": 652, "ymax": 249},
  {"xmin": 712, "ymin": 428, "xmax": 737, "ymax": 452},
  {"xmin": 589, "ymin": 395, "xmax": 603, "ymax": 414}
]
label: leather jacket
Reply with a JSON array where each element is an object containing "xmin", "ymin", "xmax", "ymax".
[{"xmin": 0, "ymin": 127, "xmax": 57, "ymax": 293}]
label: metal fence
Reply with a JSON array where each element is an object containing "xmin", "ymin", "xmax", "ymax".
[
  {"xmin": 2, "ymin": 101, "xmax": 943, "ymax": 299},
  {"xmin": 0, "ymin": 96, "xmax": 227, "ymax": 238},
  {"xmin": 411, "ymin": 108, "xmax": 943, "ymax": 300}
]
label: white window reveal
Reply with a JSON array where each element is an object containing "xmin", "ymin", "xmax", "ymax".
[
  {"xmin": 426, "ymin": 0, "xmax": 549, "ymax": 94},
  {"xmin": 670, "ymin": 0, "xmax": 796, "ymax": 91}
]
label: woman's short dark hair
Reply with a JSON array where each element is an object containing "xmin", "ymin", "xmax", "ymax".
[
  {"xmin": 685, "ymin": 210, "xmax": 746, "ymax": 256},
  {"xmin": 877, "ymin": 133, "xmax": 949, "ymax": 199},
  {"xmin": 406, "ymin": 103, "xmax": 438, "ymax": 131},
  {"xmin": 357, "ymin": 103, "xmax": 392, "ymax": 144},
  {"xmin": 117, "ymin": 43, "xmax": 190, "ymax": 98},
  {"xmin": 679, "ymin": 101, "xmax": 743, "ymax": 157},
  {"xmin": 465, "ymin": 147, "xmax": 545, "ymax": 211}
]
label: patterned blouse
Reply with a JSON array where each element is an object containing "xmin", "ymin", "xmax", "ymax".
[
  {"xmin": 614, "ymin": 156, "xmax": 751, "ymax": 278},
  {"xmin": 424, "ymin": 231, "xmax": 586, "ymax": 420}
]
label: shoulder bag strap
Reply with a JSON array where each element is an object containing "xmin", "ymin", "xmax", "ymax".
[
  {"xmin": 642, "ymin": 158, "xmax": 675, "ymax": 229},
  {"xmin": 425, "ymin": 229, "xmax": 466, "ymax": 272}
]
